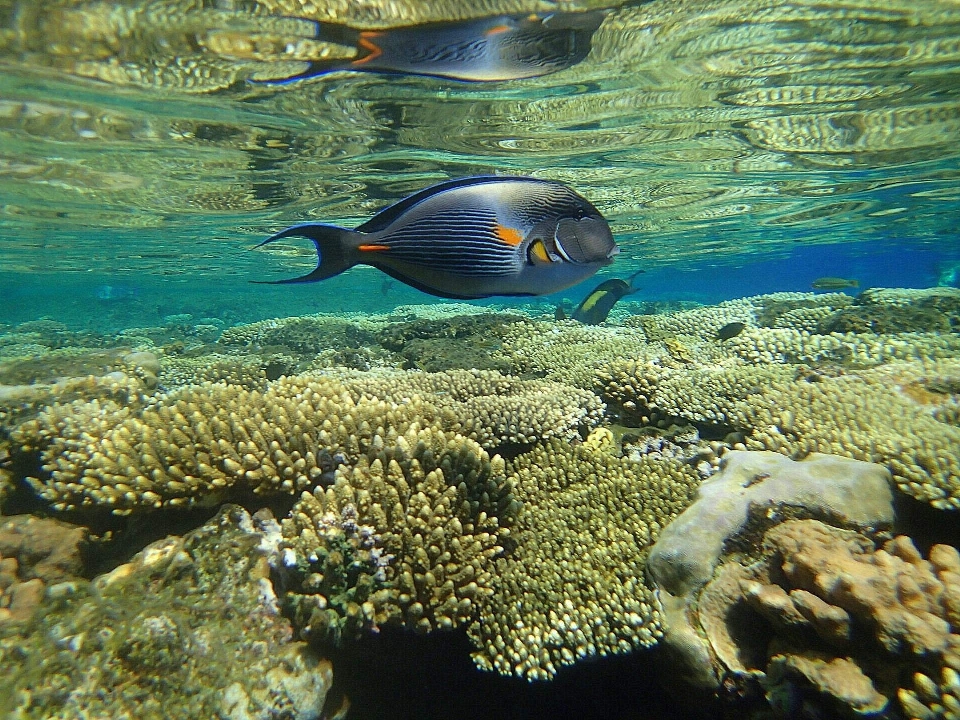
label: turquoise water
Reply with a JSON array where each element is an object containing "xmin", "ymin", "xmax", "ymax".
[
  {"xmin": 2, "ymin": 1, "xmax": 960, "ymax": 719},
  {"xmin": 1, "ymin": 0, "xmax": 959, "ymax": 324}
]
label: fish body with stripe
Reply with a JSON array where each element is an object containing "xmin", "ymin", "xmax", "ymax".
[
  {"xmin": 255, "ymin": 176, "xmax": 618, "ymax": 299},
  {"xmin": 256, "ymin": 11, "xmax": 606, "ymax": 84}
]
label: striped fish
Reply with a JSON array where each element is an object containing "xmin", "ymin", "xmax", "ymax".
[
  {"xmin": 255, "ymin": 11, "xmax": 607, "ymax": 84},
  {"xmin": 254, "ymin": 176, "xmax": 618, "ymax": 299}
]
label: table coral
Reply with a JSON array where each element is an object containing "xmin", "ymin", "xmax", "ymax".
[
  {"xmin": 335, "ymin": 368, "xmax": 605, "ymax": 448},
  {"xmin": 598, "ymin": 357, "xmax": 960, "ymax": 511},
  {"xmin": 467, "ymin": 439, "xmax": 702, "ymax": 680},
  {"xmin": 12, "ymin": 375, "xmax": 435, "ymax": 514}
]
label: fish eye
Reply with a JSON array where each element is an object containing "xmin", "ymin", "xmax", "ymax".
[{"xmin": 574, "ymin": 207, "xmax": 587, "ymax": 219}]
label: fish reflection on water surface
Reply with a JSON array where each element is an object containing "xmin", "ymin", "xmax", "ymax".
[
  {"xmin": 255, "ymin": 176, "xmax": 618, "ymax": 300},
  {"xmin": 255, "ymin": 10, "xmax": 607, "ymax": 83}
]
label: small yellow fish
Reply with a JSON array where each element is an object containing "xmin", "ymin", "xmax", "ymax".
[{"xmin": 811, "ymin": 276, "xmax": 858, "ymax": 290}]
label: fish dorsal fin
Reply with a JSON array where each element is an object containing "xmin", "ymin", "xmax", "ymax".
[{"xmin": 357, "ymin": 176, "xmax": 549, "ymax": 233}]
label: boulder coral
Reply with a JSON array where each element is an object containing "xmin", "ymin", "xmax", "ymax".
[
  {"xmin": 647, "ymin": 450, "xmax": 895, "ymax": 691},
  {"xmin": 468, "ymin": 438, "xmax": 702, "ymax": 680},
  {"xmin": 695, "ymin": 519, "xmax": 960, "ymax": 719}
]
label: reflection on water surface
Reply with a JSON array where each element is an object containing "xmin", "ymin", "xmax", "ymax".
[{"xmin": 0, "ymin": 0, "xmax": 958, "ymax": 279}]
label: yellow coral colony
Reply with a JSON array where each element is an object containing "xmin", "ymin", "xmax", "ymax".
[{"xmin": 468, "ymin": 440, "xmax": 701, "ymax": 680}]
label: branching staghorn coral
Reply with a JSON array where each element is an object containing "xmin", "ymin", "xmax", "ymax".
[{"xmin": 467, "ymin": 438, "xmax": 702, "ymax": 680}]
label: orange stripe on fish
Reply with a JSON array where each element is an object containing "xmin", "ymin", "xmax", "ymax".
[
  {"xmin": 358, "ymin": 244, "xmax": 390, "ymax": 252},
  {"xmin": 353, "ymin": 32, "xmax": 384, "ymax": 65},
  {"xmin": 484, "ymin": 24, "xmax": 513, "ymax": 36},
  {"xmin": 493, "ymin": 223, "xmax": 524, "ymax": 246}
]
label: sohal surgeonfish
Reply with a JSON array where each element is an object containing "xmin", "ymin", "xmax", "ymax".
[
  {"xmin": 255, "ymin": 176, "xmax": 618, "ymax": 299},
  {"xmin": 256, "ymin": 10, "xmax": 607, "ymax": 84},
  {"xmin": 570, "ymin": 270, "xmax": 644, "ymax": 325}
]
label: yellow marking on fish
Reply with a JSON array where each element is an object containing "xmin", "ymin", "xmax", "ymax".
[
  {"xmin": 578, "ymin": 290, "xmax": 608, "ymax": 314},
  {"xmin": 494, "ymin": 224, "xmax": 524, "ymax": 246},
  {"xmin": 354, "ymin": 32, "xmax": 384, "ymax": 65},
  {"xmin": 484, "ymin": 24, "xmax": 513, "ymax": 36},
  {"xmin": 358, "ymin": 244, "xmax": 390, "ymax": 252},
  {"xmin": 529, "ymin": 240, "xmax": 550, "ymax": 262}
]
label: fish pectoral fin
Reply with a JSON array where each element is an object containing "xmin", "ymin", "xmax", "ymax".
[{"xmin": 527, "ymin": 239, "xmax": 553, "ymax": 265}]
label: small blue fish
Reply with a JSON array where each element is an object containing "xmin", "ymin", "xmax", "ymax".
[
  {"xmin": 257, "ymin": 11, "xmax": 607, "ymax": 84},
  {"xmin": 571, "ymin": 269, "xmax": 644, "ymax": 324},
  {"xmin": 255, "ymin": 176, "xmax": 618, "ymax": 299}
]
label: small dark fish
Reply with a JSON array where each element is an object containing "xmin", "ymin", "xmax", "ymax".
[
  {"xmin": 811, "ymin": 276, "xmax": 858, "ymax": 290},
  {"xmin": 380, "ymin": 278, "xmax": 395, "ymax": 296},
  {"xmin": 717, "ymin": 321, "xmax": 746, "ymax": 341},
  {"xmin": 255, "ymin": 176, "xmax": 618, "ymax": 299},
  {"xmin": 554, "ymin": 302, "xmax": 568, "ymax": 321},
  {"xmin": 255, "ymin": 10, "xmax": 607, "ymax": 84},
  {"xmin": 571, "ymin": 270, "xmax": 644, "ymax": 325}
]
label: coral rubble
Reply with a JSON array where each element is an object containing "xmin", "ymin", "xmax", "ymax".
[{"xmin": 0, "ymin": 505, "xmax": 338, "ymax": 720}]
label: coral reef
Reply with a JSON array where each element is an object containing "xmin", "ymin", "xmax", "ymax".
[
  {"xmin": 11, "ymin": 375, "xmax": 434, "ymax": 513},
  {"xmin": 694, "ymin": 519, "xmax": 960, "ymax": 719},
  {"xmin": 0, "ymin": 515, "xmax": 88, "ymax": 625},
  {"xmin": 280, "ymin": 421, "xmax": 516, "ymax": 644},
  {"xmin": 647, "ymin": 450, "xmax": 895, "ymax": 689},
  {"xmin": 468, "ymin": 439, "xmax": 702, "ymax": 680},
  {"xmin": 11, "ymin": 368, "xmax": 603, "ymax": 513},
  {"xmin": 374, "ymin": 312, "xmax": 528, "ymax": 372},
  {"xmin": 4, "ymin": 289, "xmax": 960, "ymax": 703},
  {"xmin": 0, "ymin": 505, "xmax": 339, "ymax": 720},
  {"xmin": 599, "ymin": 357, "xmax": 960, "ymax": 510},
  {"xmin": 335, "ymin": 368, "xmax": 605, "ymax": 448},
  {"xmin": 496, "ymin": 319, "xmax": 651, "ymax": 387}
]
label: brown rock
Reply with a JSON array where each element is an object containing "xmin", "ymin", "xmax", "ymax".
[
  {"xmin": 7, "ymin": 578, "xmax": 45, "ymax": 622},
  {"xmin": 789, "ymin": 589, "xmax": 851, "ymax": 646},
  {"xmin": 766, "ymin": 652, "xmax": 888, "ymax": 718},
  {"xmin": 0, "ymin": 515, "xmax": 88, "ymax": 584},
  {"xmin": 766, "ymin": 521, "xmax": 950, "ymax": 657}
]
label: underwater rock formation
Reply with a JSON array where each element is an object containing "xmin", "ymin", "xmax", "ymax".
[
  {"xmin": 0, "ymin": 515, "xmax": 88, "ymax": 625},
  {"xmin": 696, "ymin": 519, "xmax": 960, "ymax": 719},
  {"xmin": 647, "ymin": 450, "xmax": 895, "ymax": 691},
  {"xmin": 0, "ymin": 505, "xmax": 339, "ymax": 720}
]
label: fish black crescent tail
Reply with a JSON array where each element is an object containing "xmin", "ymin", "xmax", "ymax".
[{"xmin": 252, "ymin": 223, "xmax": 357, "ymax": 283}]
